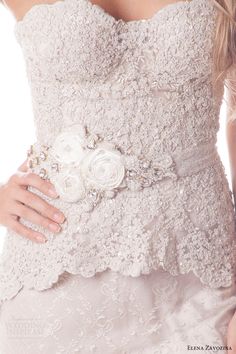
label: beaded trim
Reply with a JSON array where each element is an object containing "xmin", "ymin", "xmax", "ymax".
[{"xmin": 26, "ymin": 123, "xmax": 219, "ymax": 208}]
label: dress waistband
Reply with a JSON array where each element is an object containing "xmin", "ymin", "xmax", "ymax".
[{"xmin": 26, "ymin": 123, "xmax": 219, "ymax": 209}]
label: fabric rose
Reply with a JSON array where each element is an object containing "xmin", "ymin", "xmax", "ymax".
[
  {"xmin": 52, "ymin": 168, "xmax": 86, "ymax": 203},
  {"xmin": 80, "ymin": 142, "xmax": 125, "ymax": 191},
  {"xmin": 51, "ymin": 125, "xmax": 86, "ymax": 165}
]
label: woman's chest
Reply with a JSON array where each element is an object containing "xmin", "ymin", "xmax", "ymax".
[{"xmin": 15, "ymin": 0, "xmax": 217, "ymax": 83}]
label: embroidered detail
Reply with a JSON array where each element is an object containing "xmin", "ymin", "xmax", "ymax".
[
  {"xmin": 1, "ymin": 0, "xmax": 236, "ymax": 306},
  {"xmin": 26, "ymin": 124, "xmax": 219, "ymax": 209}
]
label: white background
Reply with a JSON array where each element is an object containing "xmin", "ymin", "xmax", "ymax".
[{"xmin": 0, "ymin": 5, "xmax": 232, "ymax": 253}]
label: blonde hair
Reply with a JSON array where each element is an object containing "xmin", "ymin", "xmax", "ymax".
[{"xmin": 212, "ymin": 0, "xmax": 236, "ymax": 121}]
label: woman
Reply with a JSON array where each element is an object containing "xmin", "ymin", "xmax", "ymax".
[{"xmin": 0, "ymin": 0, "xmax": 236, "ymax": 352}]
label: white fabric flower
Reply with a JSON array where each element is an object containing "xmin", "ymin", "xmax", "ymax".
[
  {"xmin": 51, "ymin": 126, "xmax": 86, "ymax": 165},
  {"xmin": 80, "ymin": 142, "xmax": 125, "ymax": 191},
  {"xmin": 52, "ymin": 169, "xmax": 86, "ymax": 203},
  {"xmin": 65, "ymin": 123, "xmax": 87, "ymax": 138}
]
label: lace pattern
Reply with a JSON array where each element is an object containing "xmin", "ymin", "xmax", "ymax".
[
  {"xmin": 0, "ymin": 0, "xmax": 236, "ymax": 305},
  {"xmin": 1, "ymin": 269, "xmax": 236, "ymax": 353}
]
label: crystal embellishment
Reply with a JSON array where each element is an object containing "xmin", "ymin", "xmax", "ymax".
[
  {"xmin": 39, "ymin": 168, "xmax": 47, "ymax": 179},
  {"xmin": 26, "ymin": 123, "xmax": 178, "ymax": 205}
]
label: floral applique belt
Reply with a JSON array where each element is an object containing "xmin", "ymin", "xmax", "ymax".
[{"xmin": 26, "ymin": 123, "xmax": 219, "ymax": 211}]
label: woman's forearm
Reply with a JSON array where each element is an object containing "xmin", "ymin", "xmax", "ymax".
[
  {"xmin": 226, "ymin": 118, "xmax": 236, "ymax": 205},
  {"xmin": 225, "ymin": 66, "xmax": 236, "ymax": 204}
]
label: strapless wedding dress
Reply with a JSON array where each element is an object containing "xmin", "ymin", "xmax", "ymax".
[{"xmin": 0, "ymin": 0, "xmax": 236, "ymax": 353}]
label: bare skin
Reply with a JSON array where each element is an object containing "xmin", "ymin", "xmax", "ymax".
[
  {"xmin": 1, "ymin": 0, "xmax": 236, "ymax": 351},
  {"xmin": 0, "ymin": 159, "xmax": 66, "ymax": 243},
  {"xmin": 226, "ymin": 73, "xmax": 236, "ymax": 353},
  {"xmin": 3, "ymin": 0, "xmax": 184, "ymax": 22}
]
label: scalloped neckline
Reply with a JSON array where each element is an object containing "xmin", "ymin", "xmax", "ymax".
[
  {"xmin": 15, "ymin": 0, "xmax": 66, "ymax": 28},
  {"xmin": 83, "ymin": 0, "xmax": 194, "ymax": 25},
  {"xmin": 14, "ymin": 0, "xmax": 198, "ymax": 30}
]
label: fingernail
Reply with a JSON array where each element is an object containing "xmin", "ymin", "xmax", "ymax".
[
  {"xmin": 53, "ymin": 212, "xmax": 65, "ymax": 223},
  {"xmin": 48, "ymin": 188, "xmax": 59, "ymax": 198},
  {"xmin": 49, "ymin": 223, "xmax": 61, "ymax": 232}
]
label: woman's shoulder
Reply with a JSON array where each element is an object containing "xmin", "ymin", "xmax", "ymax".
[{"xmin": 2, "ymin": 0, "xmax": 59, "ymax": 22}]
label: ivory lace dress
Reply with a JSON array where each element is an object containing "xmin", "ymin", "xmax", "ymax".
[{"xmin": 1, "ymin": 0, "xmax": 236, "ymax": 353}]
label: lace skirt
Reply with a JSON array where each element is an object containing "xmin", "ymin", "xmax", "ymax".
[{"xmin": 0, "ymin": 267, "xmax": 236, "ymax": 354}]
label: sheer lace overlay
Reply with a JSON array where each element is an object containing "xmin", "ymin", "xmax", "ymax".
[
  {"xmin": 0, "ymin": 0, "xmax": 236, "ymax": 304},
  {"xmin": 1, "ymin": 269, "xmax": 236, "ymax": 354}
]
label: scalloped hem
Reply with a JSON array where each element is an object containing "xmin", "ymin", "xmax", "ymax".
[{"xmin": 0, "ymin": 262, "xmax": 235, "ymax": 307}]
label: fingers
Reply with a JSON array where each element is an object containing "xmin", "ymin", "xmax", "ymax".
[
  {"xmin": 7, "ymin": 216, "xmax": 47, "ymax": 243},
  {"xmin": 10, "ymin": 171, "xmax": 59, "ymax": 199},
  {"xmin": 0, "ymin": 165, "xmax": 66, "ymax": 244},
  {"xmin": 13, "ymin": 201, "xmax": 62, "ymax": 234},
  {"xmin": 15, "ymin": 188, "xmax": 65, "ymax": 224}
]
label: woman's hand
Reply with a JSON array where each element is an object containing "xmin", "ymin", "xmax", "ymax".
[
  {"xmin": 227, "ymin": 310, "xmax": 236, "ymax": 354},
  {"xmin": 0, "ymin": 159, "xmax": 66, "ymax": 243}
]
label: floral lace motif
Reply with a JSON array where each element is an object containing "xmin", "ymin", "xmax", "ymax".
[
  {"xmin": 1, "ymin": 269, "xmax": 236, "ymax": 354},
  {"xmin": 0, "ymin": 0, "xmax": 236, "ymax": 304}
]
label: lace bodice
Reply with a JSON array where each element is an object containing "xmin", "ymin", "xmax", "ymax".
[{"xmin": 1, "ymin": 0, "xmax": 236, "ymax": 305}]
